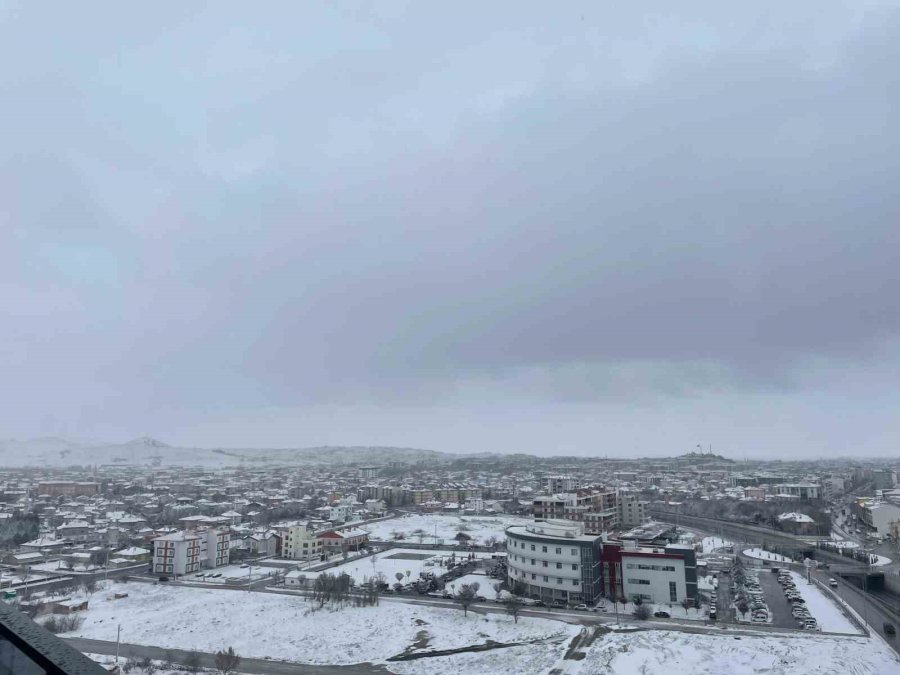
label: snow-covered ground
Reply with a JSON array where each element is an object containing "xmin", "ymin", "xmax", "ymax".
[
  {"xmin": 743, "ymin": 548, "xmax": 792, "ymax": 563},
  {"xmin": 304, "ymin": 548, "xmax": 493, "ymax": 585},
  {"xmin": 787, "ymin": 572, "xmax": 860, "ymax": 634},
  {"xmin": 64, "ymin": 581, "xmax": 577, "ymax": 665},
  {"xmin": 361, "ymin": 513, "xmax": 530, "ymax": 546},
  {"xmin": 552, "ymin": 629, "xmax": 900, "ymax": 675},
  {"xmin": 178, "ymin": 564, "xmax": 275, "ymax": 584}
]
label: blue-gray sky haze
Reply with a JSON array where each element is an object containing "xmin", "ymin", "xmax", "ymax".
[{"xmin": 2, "ymin": 1, "xmax": 899, "ymax": 458}]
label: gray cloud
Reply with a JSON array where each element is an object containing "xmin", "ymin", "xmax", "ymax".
[{"xmin": 1, "ymin": 1, "xmax": 899, "ymax": 455}]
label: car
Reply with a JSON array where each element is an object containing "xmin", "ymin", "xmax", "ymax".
[
  {"xmin": 573, "ymin": 604, "xmax": 588, "ymax": 611},
  {"xmin": 829, "ymin": 579, "xmax": 839, "ymax": 588},
  {"xmin": 240, "ymin": 564, "xmax": 249, "ymax": 568},
  {"xmin": 885, "ymin": 623, "xmax": 896, "ymax": 636},
  {"xmin": 533, "ymin": 600, "xmax": 545, "ymax": 607},
  {"xmin": 653, "ymin": 611, "xmax": 670, "ymax": 618}
]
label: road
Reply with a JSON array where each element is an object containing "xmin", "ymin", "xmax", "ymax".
[{"xmin": 65, "ymin": 637, "xmax": 388, "ymax": 674}]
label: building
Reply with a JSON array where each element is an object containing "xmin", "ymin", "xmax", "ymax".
[
  {"xmin": 774, "ymin": 483, "xmax": 820, "ymax": 501},
  {"xmin": 823, "ymin": 477, "xmax": 846, "ymax": 500},
  {"xmin": 358, "ymin": 466, "xmax": 379, "ymax": 480},
  {"xmin": 319, "ymin": 528, "xmax": 369, "ymax": 553},
  {"xmin": 600, "ymin": 541, "xmax": 697, "ymax": 605},
  {"xmin": 533, "ymin": 488, "xmax": 618, "ymax": 534},
  {"xmin": 859, "ymin": 502, "xmax": 900, "ymax": 538},
  {"xmin": 743, "ymin": 486, "xmax": 767, "ymax": 501},
  {"xmin": 151, "ymin": 527, "xmax": 229, "ymax": 576},
  {"xmin": 506, "ymin": 520, "xmax": 603, "ymax": 605},
  {"xmin": 282, "ymin": 525, "xmax": 324, "ymax": 562},
  {"xmin": 542, "ymin": 476, "xmax": 581, "ymax": 493},
  {"xmin": 35, "ymin": 482, "xmax": 100, "ymax": 498},
  {"xmin": 872, "ymin": 470, "xmax": 897, "ymax": 491},
  {"xmin": 617, "ymin": 492, "xmax": 649, "ymax": 528}
]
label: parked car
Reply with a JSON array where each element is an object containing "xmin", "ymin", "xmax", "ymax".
[
  {"xmin": 573, "ymin": 604, "xmax": 588, "ymax": 611},
  {"xmin": 653, "ymin": 611, "xmax": 670, "ymax": 618},
  {"xmin": 885, "ymin": 623, "xmax": 896, "ymax": 636}
]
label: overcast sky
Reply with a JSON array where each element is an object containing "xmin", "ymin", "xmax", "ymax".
[{"xmin": 2, "ymin": 1, "xmax": 899, "ymax": 458}]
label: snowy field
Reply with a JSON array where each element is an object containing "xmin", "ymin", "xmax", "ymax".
[
  {"xmin": 552, "ymin": 630, "xmax": 900, "ymax": 675},
  {"xmin": 788, "ymin": 571, "xmax": 859, "ymax": 634},
  {"xmin": 304, "ymin": 548, "xmax": 494, "ymax": 585},
  {"xmin": 743, "ymin": 548, "xmax": 792, "ymax": 563},
  {"xmin": 64, "ymin": 581, "xmax": 577, "ymax": 666},
  {"xmin": 700, "ymin": 536, "xmax": 734, "ymax": 553},
  {"xmin": 361, "ymin": 513, "xmax": 530, "ymax": 546}
]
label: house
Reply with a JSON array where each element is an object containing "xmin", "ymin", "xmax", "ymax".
[
  {"xmin": 318, "ymin": 528, "xmax": 369, "ymax": 553},
  {"xmin": 246, "ymin": 531, "xmax": 279, "ymax": 557},
  {"xmin": 114, "ymin": 547, "xmax": 151, "ymax": 564},
  {"xmin": 285, "ymin": 570, "xmax": 308, "ymax": 588}
]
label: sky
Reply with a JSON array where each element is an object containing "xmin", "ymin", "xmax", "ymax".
[{"xmin": 1, "ymin": 1, "xmax": 899, "ymax": 458}]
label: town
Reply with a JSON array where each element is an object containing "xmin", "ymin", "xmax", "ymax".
[{"xmin": 1, "ymin": 440, "xmax": 899, "ymax": 673}]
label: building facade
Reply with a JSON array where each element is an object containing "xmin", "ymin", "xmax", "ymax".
[
  {"xmin": 151, "ymin": 527, "xmax": 229, "ymax": 576},
  {"xmin": 506, "ymin": 520, "xmax": 602, "ymax": 604}
]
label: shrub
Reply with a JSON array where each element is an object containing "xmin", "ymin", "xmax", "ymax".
[
  {"xmin": 41, "ymin": 614, "xmax": 85, "ymax": 634},
  {"xmin": 632, "ymin": 604, "xmax": 651, "ymax": 621}
]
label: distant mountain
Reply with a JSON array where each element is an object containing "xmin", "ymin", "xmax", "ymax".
[{"xmin": 0, "ymin": 437, "xmax": 455, "ymax": 468}]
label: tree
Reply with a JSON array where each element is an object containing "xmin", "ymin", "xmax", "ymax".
[
  {"xmin": 504, "ymin": 595, "xmax": 524, "ymax": 623},
  {"xmin": 214, "ymin": 646, "xmax": 241, "ymax": 675},
  {"xmin": 737, "ymin": 599, "xmax": 749, "ymax": 620},
  {"xmin": 136, "ymin": 656, "xmax": 156, "ymax": 674},
  {"xmin": 453, "ymin": 583, "xmax": 478, "ymax": 617},
  {"xmin": 633, "ymin": 595, "xmax": 643, "ymax": 606},
  {"xmin": 395, "ymin": 572, "xmax": 404, "ymax": 584},
  {"xmin": 183, "ymin": 651, "xmax": 203, "ymax": 675},
  {"xmin": 632, "ymin": 604, "xmax": 651, "ymax": 621},
  {"xmin": 81, "ymin": 578, "xmax": 97, "ymax": 596},
  {"xmin": 680, "ymin": 597, "xmax": 692, "ymax": 615}
]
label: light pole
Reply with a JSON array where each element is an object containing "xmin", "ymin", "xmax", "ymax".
[{"xmin": 115, "ymin": 624, "xmax": 121, "ymax": 665}]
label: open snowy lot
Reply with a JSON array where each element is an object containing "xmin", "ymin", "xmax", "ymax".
[
  {"xmin": 178, "ymin": 564, "xmax": 275, "ymax": 584},
  {"xmin": 361, "ymin": 513, "xmax": 530, "ymax": 546},
  {"xmin": 63, "ymin": 581, "xmax": 576, "ymax": 665},
  {"xmin": 390, "ymin": 629, "xmax": 900, "ymax": 675},
  {"xmin": 446, "ymin": 574, "xmax": 502, "ymax": 599},
  {"xmin": 744, "ymin": 547, "xmax": 792, "ymax": 563},
  {"xmin": 303, "ymin": 548, "xmax": 494, "ymax": 585}
]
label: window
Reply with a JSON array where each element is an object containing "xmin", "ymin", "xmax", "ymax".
[
  {"xmin": 571, "ymin": 548, "xmax": 578, "ymax": 555},
  {"xmin": 542, "ymin": 546, "xmax": 547, "ymax": 553},
  {"xmin": 543, "ymin": 576, "xmax": 549, "ymax": 582},
  {"xmin": 557, "ymin": 578, "xmax": 563, "ymax": 584},
  {"xmin": 572, "ymin": 564, "xmax": 578, "ymax": 571},
  {"xmin": 627, "ymin": 578, "xmax": 651, "ymax": 585},
  {"xmin": 669, "ymin": 581, "xmax": 678, "ymax": 603},
  {"xmin": 531, "ymin": 544, "xmax": 535, "ymax": 551},
  {"xmin": 572, "ymin": 579, "xmax": 578, "ymax": 586},
  {"xmin": 532, "ymin": 573, "xmax": 536, "ymax": 580},
  {"xmin": 542, "ymin": 561, "xmax": 548, "ymax": 567},
  {"xmin": 555, "ymin": 547, "xmax": 561, "ymax": 554}
]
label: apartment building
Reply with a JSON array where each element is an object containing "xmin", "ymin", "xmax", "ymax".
[
  {"xmin": 506, "ymin": 520, "xmax": 603, "ymax": 605},
  {"xmin": 35, "ymin": 481, "xmax": 100, "ymax": 498},
  {"xmin": 617, "ymin": 492, "xmax": 649, "ymax": 528},
  {"xmin": 282, "ymin": 525, "xmax": 324, "ymax": 561},
  {"xmin": 542, "ymin": 476, "xmax": 581, "ymax": 493},
  {"xmin": 859, "ymin": 501, "xmax": 900, "ymax": 538},
  {"xmin": 533, "ymin": 488, "xmax": 618, "ymax": 534},
  {"xmin": 151, "ymin": 527, "xmax": 229, "ymax": 576}
]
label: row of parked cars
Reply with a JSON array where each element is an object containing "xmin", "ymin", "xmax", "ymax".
[{"xmin": 778, "ymin": 571, "xmax": 818, "ymax": 631}]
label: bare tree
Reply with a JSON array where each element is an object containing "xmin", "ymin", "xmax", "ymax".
[
  {"xmin": 137, "ymin": 656, "xmax": 156, "ymax": 674},
  {"xmin": 632, "ymin": 604, "xmax": 651, "ymax": 621},
  {"xmin": 214, "ymin": 646, "xmax": 241, "ymax": 675},
  {"xmin": 453, "ymin": 583, "xmax": 478, "ymax": 617},
  {"xmin": 504, "ymin": 595, "xmax": 524, "ymax": 623},
  {"xmin": 81, "ymin": 578, "xmax": 97, "ymax": 596}
]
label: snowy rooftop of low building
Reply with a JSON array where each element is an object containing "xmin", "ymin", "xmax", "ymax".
[{"xmin": 777, "ymin": 512, "xmax": 815, "ymax": 523}]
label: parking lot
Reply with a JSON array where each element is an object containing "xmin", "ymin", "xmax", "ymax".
[{"xmin": 758, "ymin": 569, "xmax": 802, "ymax": 629}]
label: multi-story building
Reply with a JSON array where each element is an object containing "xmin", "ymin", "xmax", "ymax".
[
  {"xmin": 35, "ymin": 482, "xmax": 100, "ymax": 498},
  {"xmin": 358, "ymin": 466, "xmax": 379, "ymax": 480},
  {"xmin": 872, "ymin": 470, "xmax": 897, "ymax": 491},
  {"xmin": 506, "ymin": 520, "xmax": 602, "ymax": 605},
  {"xmin": 859, "ymin": 502, "xmax": 900, "ymax": 538},
  {"xmin": 151, "ymin": 527, "xmax": 229, "ymax": 576},
  {"xmin": 823, "ymin": 477, "xmax": 846, "ymax": 500},
  {"xmin": 774, "ymin": 483, "xmax": 820, "ymax": 501},
  {"xmin": 600, "ymin": 541, "xmax": 697, "ymax": 605},
  {"xmin": 533, "ymin": 488, "xmax": 617, "ymax": 534},
  {"xmin": 542, "ymin": 476, "xmax": 581, "ymax": 493},
  {"xmin": 617, "ymin": 492, "xmax": 648, "ymax": 528},
  {"xmin": 282, "ymin": 524, "xmax": 324, "ymax": 561}
]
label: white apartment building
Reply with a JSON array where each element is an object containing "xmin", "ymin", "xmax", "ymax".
[
  {"xmin": 151, "ymin": 527, "xmax": 229, "ymax": 576},
  {"xmin": 506, "ymin": 520, "xmax": 602, "ymax": 604},
  {"xmin": 283, "ymin": 525, "xmax": 324, "ymax": 561},
  {"xmin": 860, "ymin": 502, "xmax": 900, "ymax": 538}
]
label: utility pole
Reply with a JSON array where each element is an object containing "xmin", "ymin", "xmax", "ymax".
[{"xmin": 115, "ymin": 624, "xmax": 121, "ymax": 665}]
